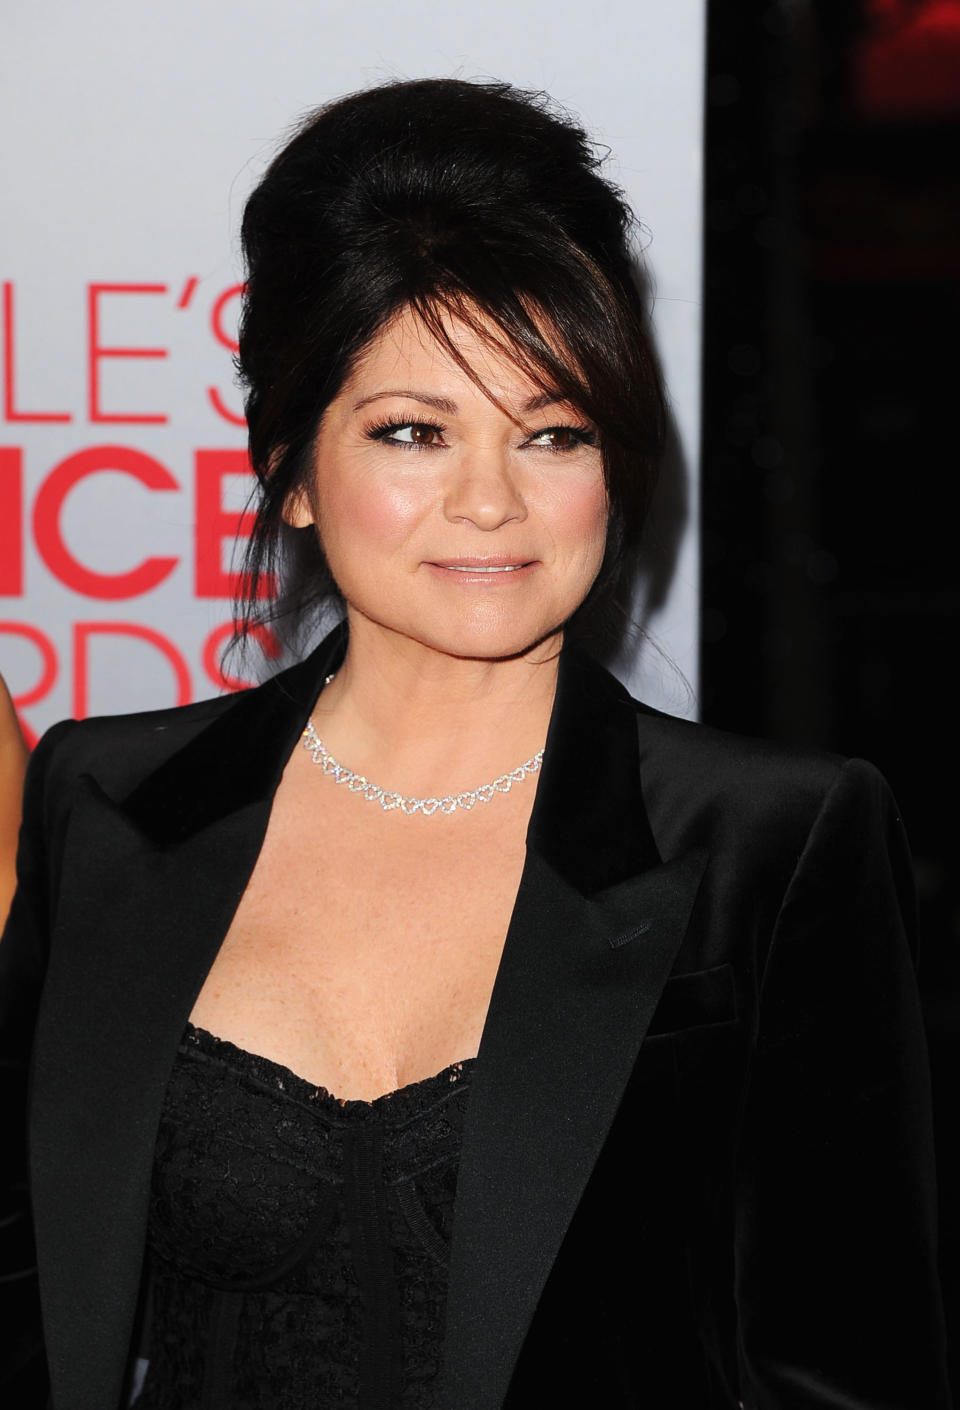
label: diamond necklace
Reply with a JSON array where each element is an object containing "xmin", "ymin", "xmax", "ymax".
[{"xmin": 300, "ymin": 674, "xmax": 545, "ymax": 817}]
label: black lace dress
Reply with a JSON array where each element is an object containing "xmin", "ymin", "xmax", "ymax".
[{"xmin": 135, "ymin": 1024, "xmax": 474, "ymax": 1410}]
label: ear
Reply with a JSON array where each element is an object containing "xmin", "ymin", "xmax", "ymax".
[{"xmin": 282, "ymin": 485, "xmax": 315, "ymax": 529}]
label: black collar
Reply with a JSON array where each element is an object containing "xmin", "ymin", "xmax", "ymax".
[{"xmin": 120, "ymin": 624, "xmax": 660, "ymax": 896}]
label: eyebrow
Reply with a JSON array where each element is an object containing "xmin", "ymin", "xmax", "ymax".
[{"xmin": 351, "ymin": 389, "xmax": 569, "ymax": 415}]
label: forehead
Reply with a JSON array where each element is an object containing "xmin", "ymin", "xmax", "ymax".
[{"xmin": 340, "ymin": 304, "xmax": 557, "ymax": 410}]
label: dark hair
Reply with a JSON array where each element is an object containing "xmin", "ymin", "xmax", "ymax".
[{"xmin": 235, "ymin": 77, "xmax": 666, "ymax": 647}]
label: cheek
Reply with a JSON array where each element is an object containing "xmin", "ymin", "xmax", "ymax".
[
  {"xmin": 552, "ymin": 476, "xmax": 609, "ymax": 563},
  {"xmin": 318, "ymin": 476, "xmax": 428, "ymax": 557}
]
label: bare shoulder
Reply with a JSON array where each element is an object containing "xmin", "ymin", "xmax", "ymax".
[
  {"xmin": 0, "ymin": 675, "xmax": 26, "ymax": 787},
  {"xmin": 0, "ymin": 674, "xmax": 26, "ymax": 757},
  {"xmin": 0, "ymin": 674, "xmax": 27, "ymax": 922}
]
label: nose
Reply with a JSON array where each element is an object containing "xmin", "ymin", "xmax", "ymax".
[{"xmin": 442, "ymin": 446, "xmax": 527, "ymax": 530}]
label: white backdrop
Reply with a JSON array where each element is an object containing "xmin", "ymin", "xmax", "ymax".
[{"xmin": 0, "ymin": 0, "xmax": 704, "ymax": 745}]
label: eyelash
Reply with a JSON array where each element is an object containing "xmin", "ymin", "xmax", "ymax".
[
  {"xmin": 364, "ymin": 418, "xmax": 444, "ymax": 448},
  {"xmin": 363, "ymin": 418, "xmax": 598, "ymax": 451}
]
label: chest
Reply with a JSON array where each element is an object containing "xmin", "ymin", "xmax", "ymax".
[{"xmin": 190, "ymin": 778, "xmax": 530, "ymax": 1098}]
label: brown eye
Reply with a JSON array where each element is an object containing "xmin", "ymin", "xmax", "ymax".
[
  {"xmin": 528, "ymin": 425, "xmax": 594, "ymax": 450},
  {"xmin": 378, "ymin": 422, "xmax": 444, "ymax": 446}
]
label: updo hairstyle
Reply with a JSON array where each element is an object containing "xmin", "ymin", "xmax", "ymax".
[{"xmin": 236, "ymin": 77, "xmax": 665, "ymax": 642}]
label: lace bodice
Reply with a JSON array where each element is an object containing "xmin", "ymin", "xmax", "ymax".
[{"xmin": 136, "ymin": 1023, "xmax": 474, "ymax": 1409}]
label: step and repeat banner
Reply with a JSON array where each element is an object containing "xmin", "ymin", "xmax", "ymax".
[{"xmin": 1, "ymin": 0, "xmax": 705, "ymax": 745}]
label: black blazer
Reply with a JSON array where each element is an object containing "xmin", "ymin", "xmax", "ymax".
[{"xmin": 0, "ymin": 629, "xmax": 952, "ymax": 1409}]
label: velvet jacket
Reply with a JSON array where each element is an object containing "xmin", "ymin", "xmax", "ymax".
[{"xmin": 0, "ymin": 629, "xmax": 952, "ymax": 1409}]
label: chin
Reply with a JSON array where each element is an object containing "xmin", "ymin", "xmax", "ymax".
[
  {"xmin": 406, "ymin": 616, "xmax": 566, "ymax": 664},
  {"xmin": 348, "ymin": 591, "xmax": 577, "ymax": 664}
]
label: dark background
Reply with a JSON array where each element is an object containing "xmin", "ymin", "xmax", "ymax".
[{"xmin": 700, "ymin": 0, "xmax": 960, "ymax": 1390}]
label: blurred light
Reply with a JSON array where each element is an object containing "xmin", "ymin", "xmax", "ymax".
[{"xmin": 856, "ymin": 1, "xmax": 960, "ymax": 118}]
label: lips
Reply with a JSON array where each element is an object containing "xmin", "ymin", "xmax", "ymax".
[
  {"xmin": 444, "ymin": 564, "xmax": 524, "ymax": 573},
  {"xmin": 429, "ymin": 557, "xmax": 535, "ymax": 572}
]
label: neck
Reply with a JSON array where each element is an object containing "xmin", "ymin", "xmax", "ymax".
[{"xmin": 310, "ymin": 616, "xmax": 561, "ymax": 797}]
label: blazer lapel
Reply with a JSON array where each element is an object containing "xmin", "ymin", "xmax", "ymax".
[
  {"xmin": 30, "ymin": 629, "xmax": 346, "ymax": 1410},
  {"xmin": 438, "ymin": 648, "xmax": 708, "ymax": 1410}
]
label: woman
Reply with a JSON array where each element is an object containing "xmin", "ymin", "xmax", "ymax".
[
  {"xmin": 0, "ymin": 674, "xmax": 26, "ymax": 926},
  {"xmin": 0, "ymin": 79, "xmax": 950, "ymax": 1410}
]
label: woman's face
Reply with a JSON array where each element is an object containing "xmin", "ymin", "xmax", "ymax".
[{"xmin": 286, "ymin": 306, "xmax": 608, "ymax": 664}]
